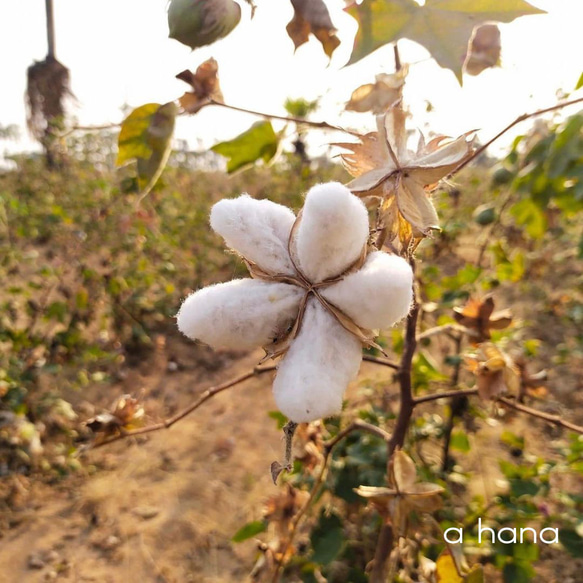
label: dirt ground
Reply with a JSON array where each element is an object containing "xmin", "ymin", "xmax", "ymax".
[{"xmin": 0, "ymin": 337, "xmax": 288, "ymax": 583}]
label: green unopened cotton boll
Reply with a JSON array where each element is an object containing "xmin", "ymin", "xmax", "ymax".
[{"xmin": 168, "ymin": 0, "xmax": 241, "ymax": 50}]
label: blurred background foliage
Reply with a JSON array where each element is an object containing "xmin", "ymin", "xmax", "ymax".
[{"xmin": 1, "ymin": 109, "xmax": 582, "ymax": 581}]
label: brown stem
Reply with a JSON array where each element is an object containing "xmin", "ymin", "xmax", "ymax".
[
  {"xmin": 371, "ymin": 262, "xmax": 418, "ymax": 583},
  {"xmin": 388, "ymin": 286, "xmax": 418, "ymax": 456},
  {"xmin": 414, "ymin": 388, "xmax": 478, "ymax": 405},
  {"xmin": 417, "ymin": 323, "xmax": 471, "ymax": 341},
  {"xmin": 86, "ymin": 365, "xmax": 276, "ymax": 450},
  {"xmin": 362, "ymin": 354, "xmax": 400, "ymax": 370},
  {"xmin": 46, "ymin": 0, "xmax": 56, "ymax": 59},
  {"xmin": 448, "ymin": 95, "xmax": 583, "ymax": 179},
  {"xmin": 498, "ymin": 397, "xmax": 583, "ymax": 435},
  {"xmin": 207, "ymin": 99, "xmax": 344, "ymax": 132}
]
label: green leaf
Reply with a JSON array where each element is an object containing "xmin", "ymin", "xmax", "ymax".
[
  {"xmin": 211, "ymin": 121, "xmax": 278, "ymax": 173},
  {"xmin": 231, "ymin": 520, "xmax": 267, "ymax": 542},
  {"xmin": 310, "ymin": 512, "xmax": 344, "ymax": 565},
  {"xmin": 559, "ymin": 528, "xmax": 583, "ymax": 557},
  {"xmin": 502, "ymin": 562, "xmax": 534, "ymax": 583},
  {"xmin": 346, "ymin": 0, "xmax": 545, "ymax": 82},
  {"xmin": 117, "ymin": 102, "xmax": 178, "ymax": 197},
  {"xmin": 575, "ymin": 72, "xmax": 583, "ymax": 91},
  {"xmin": 268, "ymin": 410, "xmax": 288, "ymax": 430},
  {"xmin": 450, "ymin": 430, "xmax": 471, "ymax": 453},
  {"xmin": 117, "ymin": 104, "xmax": 161, "ymax": 166},
  {"xmin": 137, "ymin": 102, "xmax": 178, "ymax": 195},
  {"xmin": 510, "ymin": 199, "xmax": 547, "ymax": 239}
]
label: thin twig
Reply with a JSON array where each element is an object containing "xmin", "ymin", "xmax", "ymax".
[
  {"xmin": 207, "ymin": 99, "xmax": 344, "ymax": 132},
  {"xmin": 362, "ymin": 354, "xmax": 400, "ymax": 370},
  {"xmin": 448, "ymin": 95, "xmax": 583, "ymax": 179},
  {"xmin": 417, "ymin": 323, "xmax": 471, "ymax": 341},
  {"xmin": 498, "ymin": 397, "xmax": 583, "ymax": 435},
  {"xmin": 324, "ymin": 420, "xmax": 391, "ymax": 451},
  {"xmin": 87, "ymin": 365, "xmax": 276, "ymax": 450},
  {"xmin": 414, "ymin": 388, "xmax": 478, "ymax": 405}
]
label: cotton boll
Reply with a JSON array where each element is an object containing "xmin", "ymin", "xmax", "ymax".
[
  {"xmin": 210, "ymin": 195, "xmax": 296, "ymax": 275},
  {"xmin": 272, "ymin": 299, "xmax": 362, "ymax": 423},
  {"xmin": 177, "ymin": 279, "xmax": 303, "ymax": 350},
  {"xmin": 296, "ymin": 182, "xmax": 369, "ymax": 283},
  {"xmin": 321, "ymin": 251, "xmax": 413, "ymax": 330}
]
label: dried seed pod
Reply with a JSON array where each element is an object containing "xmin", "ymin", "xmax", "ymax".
[{"xmin": 168, "ymin": 0, "xmax": 241, "ymax": 50}]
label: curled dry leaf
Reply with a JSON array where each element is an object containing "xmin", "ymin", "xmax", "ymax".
[
  {"xmin": 346, "ymin": 66, "xmax": 408, "ymax": 114},
  {"xmin": 286, "ymin": 0, "xmax": 340, "ymax": 59},
  {"xmin": 177, "ymin": 58, "xmax": 224, "ymax": 114},
  {"xmin": 453, "ymin": 295, "xmax": 512, "ymax": 343},
  {"xmin": 85, "ymin": 394, "xmax": 145, "ymax": 440},
  {"xmin": 465, "ymin": 343, "xmax": 520, "ymax": 400},
  {"xmin": 337, "ymin": 101, "xmax": 474, "ymax": 249},
  {"xmin": 264, "ymin": 483, "xmax": 309, "ymax": 539},
  {"xmin": 355, "ymin": 449, "xmax": 444, "ymax": 536},
  {"xmin": 464, "ymin": 24, "xmax": 501, "ymax": 76}
]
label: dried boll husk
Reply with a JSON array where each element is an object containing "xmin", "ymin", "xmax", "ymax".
[{"xmin": 168, "ymin": 0, "xmax": 241, "ymax": 50}]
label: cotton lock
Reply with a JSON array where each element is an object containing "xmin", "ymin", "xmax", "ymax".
[{"xmin": 177, "ymin": 182, "xmax": 414, "ymax": 423}]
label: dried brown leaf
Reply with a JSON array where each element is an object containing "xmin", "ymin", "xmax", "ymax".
[
  {"xmin": 177, "ymin": 58, "xmax": 224, "ymax": 114},
  {"xmin": 346, "ymin": 67, "xmax": 408, "ymax": 114},
  {"xmin": 337, "ymin": 101, "xmax": 474, "ymax": 245},
  {"xmin": 464, "ymin": 24, "xmax": 501, "ymax": 76},
  {"xmin": 453, "ymin": 296, "xmax": 512, "ymax": 342},
  {"xmin": 286, "ymin": 0, "xmax": 340, "ymax": 58}
]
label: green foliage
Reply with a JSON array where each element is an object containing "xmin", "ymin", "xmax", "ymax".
[
  {"xmin": 310, "ymin": 512, "xmax": 344, "ymax": 565},
  {"xmin": 232, "ymin": 520, "xmax": 267, "ymax": 542},
  {"xmin": 284, "ymin": 97, "xmax": 319, "ymax": 119},
  {"xmin": 211, "ymin": 121, "xmax": 279, "ymax": 173}
]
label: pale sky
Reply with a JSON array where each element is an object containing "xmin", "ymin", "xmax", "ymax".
[{"xmin": 1, "ymin": 0, "xmax": 582, "ymax": 163}]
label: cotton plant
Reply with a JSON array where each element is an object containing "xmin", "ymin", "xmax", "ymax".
[
  {"xmin": 337, "ymin": 100, "xmax": 475, "ymax": 250},
  {"xmin": 177, "ymin": 182, "xmax": 414, "ymax": 423}
]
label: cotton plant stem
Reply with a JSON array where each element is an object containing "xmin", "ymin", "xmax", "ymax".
[
  {"xmin": 271, "ymin": 420, "xmax": 389, "ymax": 582},
  {"xmin": 498, "ymin": 397, "xmax": 583, "ymax": 435},
  {"xmin": 362, "ymin": 354, "xmax": 400, "ymax": 370},
  {"xmin": 207, "ymin": 99, "xmax": 344, "ymax": 132},
  {"xmin": 417, "ymin": 323, "xmax": 470, "ymax": 341},
  {"xmin": 448, "ymin": 95, "xmax": 583, "ymax": 179},
  {"xmin": 414, "ymin": 388, "xmax": 478, "ymax": 405},
  {"xmin": 371, "ymin": 261, "xmax": 419, "ymax": 583},
  {"xmin": 86, "ymin": 365, "xmax": 276, "ymax": 450}
]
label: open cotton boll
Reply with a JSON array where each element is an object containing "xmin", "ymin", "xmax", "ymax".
[
  {"xmin": 296, "ymin": 182, "xmax": 369, "ymax": 283},
  {"xmin": 210, "ymin": 195, "xmax": 296, "ymax": 275},
  {"xmin": 272, "ymin": 299, "xmax": 362, "ymax": 422},
  {"xmin": 177, "ymin": 279, "xmax": 303, "ymax": 350},
  {"xmin": 321, "ymin": 251, "xmax": 413, "ymax": 330}
]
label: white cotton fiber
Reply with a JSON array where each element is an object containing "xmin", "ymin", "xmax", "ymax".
[
  {"xmin": 177, "ymin": 279, "xmax": 303, "ymax": 350},
  {"xmin": 210, "ymin": 195, "xmax": 296, "ymax": 275},
  {"xmin": 272, "ymin": 299, "xmax": 362, "ymax": 423},
  {"xmin": 321, "ymin": 251, "xmax": 413, "ymax": 330},
  {"xmin": 295, "ymin": 182, "xmax": 369, "ymax": 283}
]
